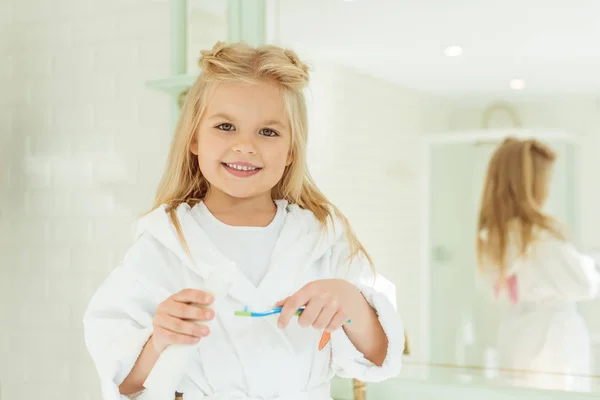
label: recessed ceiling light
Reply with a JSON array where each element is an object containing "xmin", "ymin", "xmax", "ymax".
[
  {"xmin": 444, "ymin": 45, "xmax": 463, "ymax": 57},
  {"xmin": 509, "ymin": 78, "xmax": 526, "ymax": 90}
]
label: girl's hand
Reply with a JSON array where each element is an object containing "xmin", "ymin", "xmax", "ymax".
[
  {"xmin": 151, "ymin": 289, "xmax": 215, "ymax": 354},
  {"xmin": 276, "ymin": 279, "xmax": 360, "ymax": 332}
]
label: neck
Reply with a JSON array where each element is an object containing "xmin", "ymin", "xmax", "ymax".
[{"xmin": 203, "ymin": 189, "xmax": 277, "ymax": 227}]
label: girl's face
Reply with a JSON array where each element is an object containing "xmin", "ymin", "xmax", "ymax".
[{"xmin": 190, "ymin": 81, "xmax": 293, "ymax": 201}]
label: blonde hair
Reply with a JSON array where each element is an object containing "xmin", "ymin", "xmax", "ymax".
[
  {"xmin": 476, "ymin": 137, "xmax": 564, "ymax": 275},
  {"xmin": 151, "ymin": 41, "xmax": 372, "ymax": 266}
]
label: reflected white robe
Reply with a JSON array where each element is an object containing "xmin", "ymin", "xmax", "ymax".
[{"xmin": 479, "ymin": 229, "xmax": 600, "ymax": 391}]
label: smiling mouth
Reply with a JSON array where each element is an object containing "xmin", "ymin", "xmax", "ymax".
[
  {"xmin": 221, "ymin": 162, "xmax": 263, "ymax": 177},
  {"xmin": 222, "ymin": 162, "xmax": 261, "ymax": 171}
]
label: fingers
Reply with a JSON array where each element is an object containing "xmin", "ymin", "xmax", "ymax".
[
  {"xmin": 164, "ymin": 302, "xmax": 215, "ymax": 322},
  {"xmin": 274, "ymin": 297, "xmax": 289, "ymax": 308},
  {"xmin": 154, "ymin": 314, "xmax": 211, "ymax": 338},
  {"xmin": 152, "ymin": 289, "xmax": 216, "ymax": 353},
  {"xmin": 325, "ymin": 310, "xmax": 350, "ymax": 333},
  {"xmin": 312, "ymin": 297, "xmax": 339, "ymax": 330},
  {"xmin": 172, "ymin": 289, "xmax": 214, "ymax": 306},
  {"xmin": 151, "ymin": 314, "xmax": 210, "ymax": 353},
  {"xmin": 298, "ymin": 293, "xmax": 335, "ymax": 328},
  {"xmin": 158, "ymin": 289, "xmax": 216, "ymax": 321},
  {"xmin": 153, "ymin": 326, "xmax": 203, "ymax": 346},
  {"xmin": 278, "ymin": 288, "xmax": 312, "ymax": 328},
  {"xmin": 277, "ymin": 281, "xmax": 352, "ymax": 332}
]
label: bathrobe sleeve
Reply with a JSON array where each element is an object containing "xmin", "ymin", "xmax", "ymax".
[
  {"xmin": 327, "ymin": 233, "xmax": 405, "ymax": 382},
  {"xmin": 83, "ymin": 234, "xmax": 172, "ymax": 400},
  {"xmin": 534, "ymin": 237, "xmax": 600, "ymax": 301}
]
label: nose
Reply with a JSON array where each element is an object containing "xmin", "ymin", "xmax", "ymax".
[{"xmin": 232, "ymin": 134, "xmax": 257, "ymax": 155}]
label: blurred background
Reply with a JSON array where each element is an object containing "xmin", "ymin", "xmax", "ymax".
[{"xmin": 2, "ymin": 0, "xmax": 600, "ymax": 399}]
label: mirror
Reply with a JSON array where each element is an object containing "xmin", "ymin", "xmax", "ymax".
[
  {"xmin": 185, "ymin": 0, "xmax": 600, "ymax": 395},
  {"xmin": 426, "ymin": 132, "xmax": 590, "ymax": 392},
  {"xmin": 186, "ymin": 0, "xmax": 229, "ymax": 74}
]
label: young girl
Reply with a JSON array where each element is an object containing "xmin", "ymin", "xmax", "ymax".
[
  {"xmin": 476, "ymin": 137, "xmax": 600, "ymax": 391},
  {"xmin": 83, "ymin": 41, "xmax": 404, "ymax": 400}
]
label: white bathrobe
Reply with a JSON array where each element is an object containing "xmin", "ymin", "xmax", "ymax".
[
  {"xmin": 83, "ymin": 200, "xmax": 404, "ymax": 400},
  {"xmin": 479, "ymin": 228, "xmax": 600, "ymax": 391}
]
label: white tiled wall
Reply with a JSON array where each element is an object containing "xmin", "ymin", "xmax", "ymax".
[
  {"xmin": 305, "ymin": 62, "xmax": 451, "ymax": 359},
  {"xmin": 0, "ymin": 0, "xmax": 172, "ymax": 398}
]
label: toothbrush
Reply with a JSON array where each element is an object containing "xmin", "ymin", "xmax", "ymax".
[
  {"xmin": 234, "ymin": 306, "xmax": 351, "ymax": 324},
  {"xmin": 233, "ymin": 306, "xmax": 304, "ymax": 318},
  {"xmin": 234, "ymin": 306, "xmax": 351, "ymax": 351}
]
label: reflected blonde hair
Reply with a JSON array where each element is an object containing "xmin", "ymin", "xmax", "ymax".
[
  {"xmin": 476, "ymin": 137, "xmax": 564, "ymax": 275},
  {"xmin": 151, "ymin": 41, "xmax": 372, "ymax": 266}
]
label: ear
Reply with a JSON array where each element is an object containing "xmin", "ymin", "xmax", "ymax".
[
  {"xmin": 190, "ymin": 132, "xmax": 199, "ymax": 155},
  {"xmin": 285, "ymin": 150, "xmax": 293, "ymax": 166}
]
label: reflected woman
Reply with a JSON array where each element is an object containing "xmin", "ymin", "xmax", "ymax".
[{"xmin": 476, "ymin": 137, "xmax": 600, "ymax": 392}]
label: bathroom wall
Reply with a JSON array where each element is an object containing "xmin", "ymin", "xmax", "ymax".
[
  {"xmin": 305, "ymin": 61, "xmax": 452, "ymax": 359},
  {"xmin": 0, "ymin": 0, "xmax": 172, "ymax": 398}
]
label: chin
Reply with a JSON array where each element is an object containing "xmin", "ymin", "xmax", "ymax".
[
  {"xmin": 218, "ymin": 185, "xmax": 269, "ymax": 200},
  {"xmin": 207, "ymin": 173, "xmax": 280, "ymax": 200},
  {"xmin": 223, "ymin": 190, "xmax": 261, "ymax": 199}
]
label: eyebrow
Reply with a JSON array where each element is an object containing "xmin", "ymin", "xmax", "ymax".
[{"xmin": 207, "ymin": 113, "xmax": 287, "ymax": 129}]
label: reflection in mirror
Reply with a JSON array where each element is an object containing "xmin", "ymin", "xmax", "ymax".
[{"xmin": 425, "ymin": 131, "xmax": 598, "ymax": 392}]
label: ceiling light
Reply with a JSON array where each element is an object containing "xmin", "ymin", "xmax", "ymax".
[
  {"xmin": 444, "ymin": 45, "xmax": 463, "ymax": 57},
  {"xmin": 509, "ymin": 78, "xmax": 526, "ymax": 90}
]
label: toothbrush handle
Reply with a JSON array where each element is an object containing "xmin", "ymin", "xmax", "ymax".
[{"xmin": 249, "ymin": 307, "xmax": 304, "ymax": 317}]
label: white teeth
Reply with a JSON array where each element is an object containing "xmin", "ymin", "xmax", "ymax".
[{"xmin": 226, "ymin": 163, "xmax": 258, "ymax": 171}]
